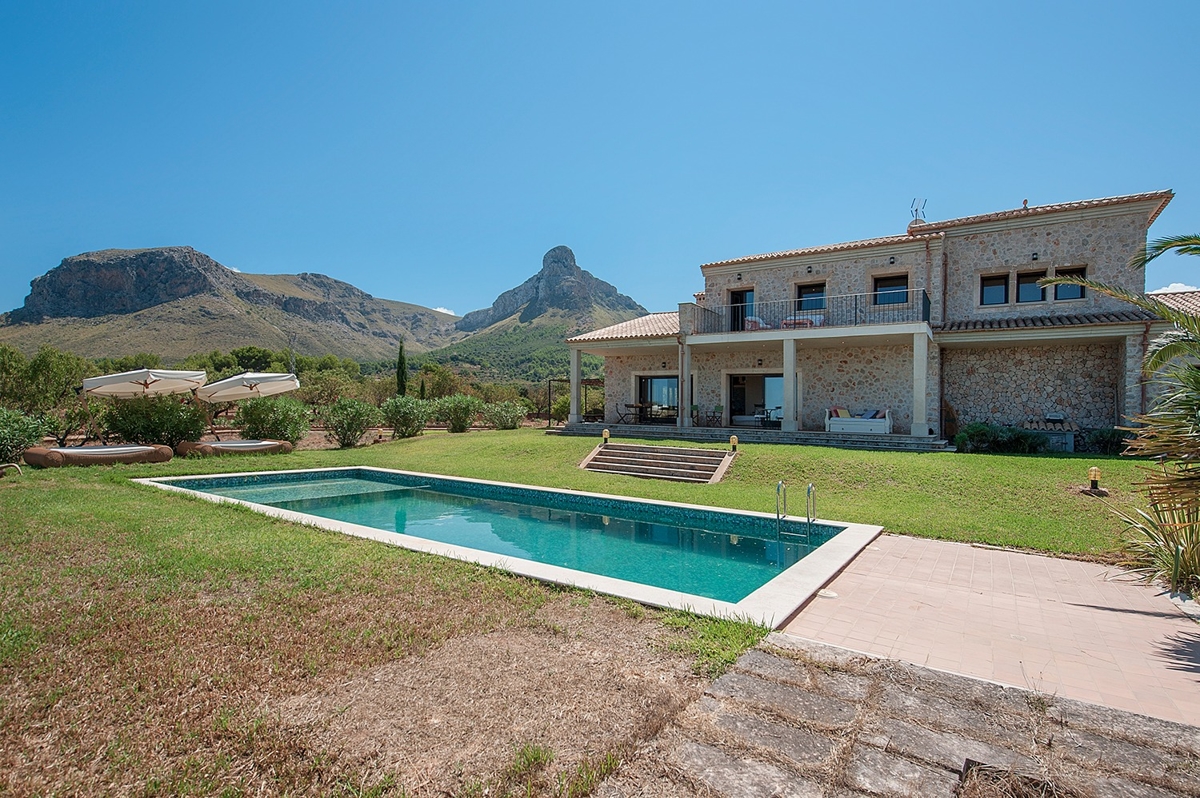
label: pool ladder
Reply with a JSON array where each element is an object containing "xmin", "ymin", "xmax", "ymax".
[{"xmin": 776, "ymin": 481, "xmax": 816, "ymax": 540}]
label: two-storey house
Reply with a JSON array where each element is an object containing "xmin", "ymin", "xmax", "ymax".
[{"xmin": 564, "ymin": 191, "xmax": 1174, "ymax": 444}]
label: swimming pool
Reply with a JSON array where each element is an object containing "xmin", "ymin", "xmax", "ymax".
[{"xmin": 140, "ymin": 467, "xmax": 881, "ymax": 626}]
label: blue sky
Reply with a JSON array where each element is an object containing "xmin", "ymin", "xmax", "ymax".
[{"xmin": 2, "ymin": 1, "xmax": 1197, "ymax": 318}]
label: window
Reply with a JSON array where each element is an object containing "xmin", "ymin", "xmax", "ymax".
[
  {"xmin": 1054, "ymin": 267, "xmax": 1086, "ymax": 300},
  {"xmin": 873, "ymin": 274, "xmax": 908, "ymax": 305},
  {"xmin": 1017, "ymin": 272, "xmax": 1045, "ymax": 303},
  {"xmin": 796, "ymin": 282, "xmax": 825, "ymax": 311},
  {"xmin": 980, "ymin": 275, "xmax": 1008, "ymax": 306}
]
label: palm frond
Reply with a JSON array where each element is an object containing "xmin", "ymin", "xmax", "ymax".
[
  {"xmin": 1038, "ymin": 275, "xmax": 1200, "ymax": 337},
  {"xmin": 1129, "ymin": 234, "xmax": 1200, "ymax": 270},
  {"xmin": 1146, "ymin": 330, "xmax": 1200, "ymax": 374}
]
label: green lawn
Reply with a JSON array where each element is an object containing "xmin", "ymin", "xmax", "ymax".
[
  {"xmin": 0, "ymin": 428, "xmax": 1146, "ymax": 793},
  {"xmin": 105, "ymin": 427, "xmax": 1142, "ymax": 557}
]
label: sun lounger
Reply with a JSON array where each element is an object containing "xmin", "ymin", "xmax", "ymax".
[
  {"xmin": 23, "ymin": 444, "xmax": 174, "ymax": 468},
  {"xmin": 176, "ymin": 439, "xmax": 293, "ymax": 457}
]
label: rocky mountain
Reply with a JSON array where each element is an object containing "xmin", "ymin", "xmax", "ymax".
[
  {"xmin": 455, "ymin": 245, "xmax": 645, "ymax": 332},
  {"xmin": 0, "ymin": 244, "xmax": 649, "ymax": 380},
  {"xmin": 425, "ymin": 246, "xmax": 647, "ymax": 381},
  {"xmin": 0, "ymin": 247, "xmax": 463, "ymax": 361}
]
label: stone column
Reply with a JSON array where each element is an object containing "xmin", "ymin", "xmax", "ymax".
[
  {"xmin": 680, "ymin": 342, "xmax": 692, "ymax": 427},
  {"xmin": 1121, "ymin": 332, "xmax": 1147, "ymax": 423},
  {"xmin": 912, "ymin": 332, "xmax": 929, "ymax": 436},
  {"xmin": 568, "ymin": 348, "xmax": 582, "ymax": 424},
  {"xmin": 782, "ymin": 338, "xmax": 798, "ymax": 432}
]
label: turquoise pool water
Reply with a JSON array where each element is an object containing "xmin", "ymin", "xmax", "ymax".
[{"xmin": 171, "ymin": 470, "xmax": 842, "ymax": 604}]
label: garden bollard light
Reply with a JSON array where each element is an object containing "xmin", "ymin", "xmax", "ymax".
[
  {"xmin": 1088, "ymin": 466, "xmax": 1100, "ymax": 491},
  {"xmin": 730, "ymin": 435, "xmax": 738, "ymax": 452},
  {"xmin": 602, "ymin": 428, "xmax": 610, "ymax": 445}
]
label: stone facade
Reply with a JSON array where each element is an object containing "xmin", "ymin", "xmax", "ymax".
[
  {"xmin": 607, "ymin": 341, "xmax": 941, "ymax": 435},
  {"xmin": 574, "ymin": 193, "xmax": 1168, "ymax": 441},
  {"xmin": 942, "ymin": 343, "xmax": 1120, "ymax": 430},
  {"xmin": 940, "ymin": 212, "xmax": 1148, "ymax": 322},
  {"xmin": 697, "ymin": 208, "xmax": 1149, "ymax": 328}
]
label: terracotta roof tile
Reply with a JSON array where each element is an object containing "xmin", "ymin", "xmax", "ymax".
[
  {"xmin": 935, "ymin": 309, "xmax": 1158, "ymax": 332},
  {"xmin": 1153, "ymin": 290, "xmax": 1200, "ymax": 316},
  {"xmin": 567, "ymin": 312, "xmax": 680, "ymax": 343},
  {"xmin": 911, "ymin": 190, "xmax": 1173, "ymax": 234},
  {"xmin": 701, "ymin": 190, "xmax": 1172, "ymax": 271},
  {"xmin": 702, "ymin": 233, "xmax": 941, "ymax": 269}
]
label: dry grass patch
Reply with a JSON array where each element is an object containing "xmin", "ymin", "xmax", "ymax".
[{"xmin": 0, "ymin": 468, "xmax": 759, "ymax": 797}]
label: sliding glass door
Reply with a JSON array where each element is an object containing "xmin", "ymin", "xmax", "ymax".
[{"xmin": 637, "ymin": 376, "xmax": 678, "ymax": 423}]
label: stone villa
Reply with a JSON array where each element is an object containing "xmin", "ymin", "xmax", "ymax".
[{"xmin": 564, "ymin": 190, "xmax": 1178, "ymax": 447}]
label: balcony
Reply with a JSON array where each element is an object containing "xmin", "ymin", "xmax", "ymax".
[{"xmin": 688, "ymin": 289, "xmax": 931, "ymax": 335}]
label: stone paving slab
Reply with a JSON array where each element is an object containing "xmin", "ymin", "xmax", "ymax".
[
  {"xmin": 598, "ymin": 635, "xmax": 1200, "ymax": 798},
  {"xmin": 784, "ymin": 534, "xmax": 1200, "ymax": 725}
]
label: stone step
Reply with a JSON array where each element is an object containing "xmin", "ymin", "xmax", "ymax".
[
  {"xmin": 580, "ymin": 441, "xmax": 737, "ymax": 483},
  {"xmin": 589, "ymin": 457, "xmax": 719, "ymax": 477},
  {"xmin": 591, "ymin": 450, "xmax": 727, "ymax": 468},
  {"xmin": 600, "ymin": 444, "xmax": 729, "ymax": 460},
  {"xmin": 583, "ymin": 465, "xmax": 713, "ymax": 483}
]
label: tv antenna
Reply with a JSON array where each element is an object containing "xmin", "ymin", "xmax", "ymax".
[{"xmin": 911, "ymin": 199, "xmax": 927, "ymax": 221}]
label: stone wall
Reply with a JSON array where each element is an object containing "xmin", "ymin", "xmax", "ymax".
[
  {"xmin": 942, "ymin": 343, "xmax": 1120, "ymax": 430},
  {"xmin": 941, "ymin": 212, "xmax": 1148, "ymax": 322},
  {"xmin": 606, "ymin": 341, "xmax": 942, "ymax": 435},
  {"xmin": 698, "ymin": 208, "xmax": 1148, "ymax": 330},
  {"xmin": 603, "ymin": 352, "xmax": 678, "ymax": 423},
  {"xmin": 700, "ymin": 242, "xmax": 936, "ymax": 327}
]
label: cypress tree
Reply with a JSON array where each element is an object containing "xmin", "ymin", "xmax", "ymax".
[
  {"xmin": 419, "ymin": 378, "xmax": 426, "ymax": 400},
  {"xmin": 396, "ymin": 340, "xmax": 407, "ymax": 396}
]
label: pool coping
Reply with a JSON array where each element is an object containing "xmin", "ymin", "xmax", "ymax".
[{"xmin": 135, "ymin": 466, "xmax": 882, "ymax": 629}]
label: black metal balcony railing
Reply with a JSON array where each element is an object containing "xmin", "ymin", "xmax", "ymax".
[{"xmin": 691, "ymin": 289, "xmax": 930, "ymax": 335}]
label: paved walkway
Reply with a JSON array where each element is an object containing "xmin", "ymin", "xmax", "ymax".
[{"xmin": 784, "ymin": 534, "xmax": 1200, "ymax": 725}]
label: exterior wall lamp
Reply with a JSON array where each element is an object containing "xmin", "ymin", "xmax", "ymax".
[
  {"xmin": 757, "ymin": 358, "xmax": 763, "ymax": 366},
  {"xmin": 661, "ymin": 361, "xmax": 667, "ymax": 369},
  {"xmin": 1032, "ymin": 253, "xmax": 1039, "ymax": 261},
  {"xmin": 888, "ymin": 256, "xmax": 896, "ymax": 265},
  {"xmin": 735, "ymin": 273, "xmax": 742, "ymax": 281}
]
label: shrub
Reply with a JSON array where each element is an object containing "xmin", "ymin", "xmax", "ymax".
[
  {"xmin": 380, "ymin": 395, "xmax": 429, "ymax": 438},
  {"xmin": 0, "ymin": 408, "xmax": 47, "ymax": 463},
  {"xmin": 433, "ymin": 394, "xmax": 484, "ymax": 433},
  {"xmin": 1085, "ymin": 427, "xmax": 1129, "ymax": 456},
  {"xmin": 234, "ymin": 396, "xmax": 311, "ymax": 445},
  {"xmin": 101, "ymin": 396, "xmax": 208, "ymax": 449},
  {"xmin": 482, "ymin": 400, "xmax": 528, "ymax": 430},
  {"xmin": 322, "ymin": 398, "xmax": 381, "ymax": 448},
  {"xmin": 550, "ymin": 394, "xmax": 570, "ymax": 423},
  {"xmin": 953, "ymin": 422, "xmax": 1048, "ymax": 454},
  {"xmin": 1118, "ymin": 502, "xmax": 1200, "ymax": 595}
]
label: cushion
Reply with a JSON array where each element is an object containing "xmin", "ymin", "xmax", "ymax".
[
  {"xmin": 860, "ymin": 410, "xmax": 877, "ymax": 419},
  {"xmin": 875, "ymin": 410, "xmax": 888, "ymax": 419},
  {"xmin": 836, "ymin": 408, "xmax": 851, "ymax": 418}
]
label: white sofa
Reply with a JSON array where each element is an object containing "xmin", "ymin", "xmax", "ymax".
[{"xmin": 825, "ymin": 408, "xmax": 892, "ymax": 434}]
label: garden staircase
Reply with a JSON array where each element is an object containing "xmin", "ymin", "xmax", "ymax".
[{"xmin": 579, "ymin": 442, "xmax": 735, "ymax": 484}]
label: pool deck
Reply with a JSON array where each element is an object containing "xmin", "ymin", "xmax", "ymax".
[{"xmin": 784, "ymin": 534, "xmax": 1200, "ymax": 726}]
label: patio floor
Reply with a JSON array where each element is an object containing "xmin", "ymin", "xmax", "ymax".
[{"xmin": 783, "ymin": 534, "xmax": 1200, "ymax": 726}]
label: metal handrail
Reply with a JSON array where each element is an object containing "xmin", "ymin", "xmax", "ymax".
[
  {"xmin": 806, "ymin": 482, "xmax": 816, "ymax": 526},
  {"xmin": 692, "ymin": 289, "xmax": 930, "ymax": 334}
]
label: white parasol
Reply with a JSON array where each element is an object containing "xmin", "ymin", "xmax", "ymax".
[
  {"xmin": 82, "ymin": 368, "xmax": 208, "ymax": 398},
  {"xmin": 195, "ymin": 372, "xmax": 300, "ymax": 402}
]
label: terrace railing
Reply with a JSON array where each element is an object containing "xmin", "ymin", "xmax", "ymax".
[{"xmin": 690, "ymin": 289, "xmax": 931, "ymax": 335}]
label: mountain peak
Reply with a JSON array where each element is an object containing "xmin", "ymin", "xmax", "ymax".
[
  {"xmin": 455, "ymin": 246, "xmax": 646, "ymax": 332},
  {"xmin": 8, "ymin": 247, "xmax": 241, "ymax": 323}
]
